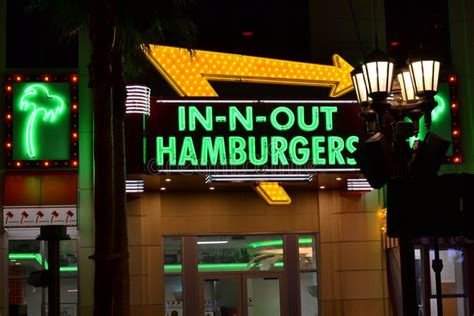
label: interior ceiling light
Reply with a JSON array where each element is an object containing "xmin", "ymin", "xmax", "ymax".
[
  {"xmin": 205, "ymin": 174, "xmax": 313, "ymax": 183},
  {"xmin": 254, "ymin": 182, "xmax": 291, "ymax": 205},
  {"xmin": 197, "ymin": 240, "xmax": 229, "ymax": 245}
]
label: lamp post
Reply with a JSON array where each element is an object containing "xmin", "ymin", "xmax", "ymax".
[{"xmin": 351, "ymin": 49, "xmax": 443, "ymax": 316}]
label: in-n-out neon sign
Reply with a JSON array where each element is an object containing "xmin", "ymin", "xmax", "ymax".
[{"xmin": 147, "ymin": 100, "xmax": 365, "ymax": 173}]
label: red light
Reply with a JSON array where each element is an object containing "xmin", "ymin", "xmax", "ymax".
[
  {"xmin": 390, "ymin": 41, "xmax": 401, "ymax": 47},
  {"xmin": 6, "ymin": 113, "xmax": 12, "ymax": 120},
  {"xmin": 72, "ymin": 75, "xmax": 78, "ymax": 82},
  {"xmin": 6, "ymin": 86, "xmax": 12, "ymax": 92},
  {"xmin": 448, "ymin": 75, "xmax": 457, "ymax": 83},
  {"xmin": 6, "ymin": 142, "xmax": 12, "ymax": 148},
  {"xmin": 44, "ymin": 76, "xmax": 50, "ymax": 82},
  {"xmin": 242, "ymin": 31, "xmax": 254, "ymax": 37},
  {"xmin": 452, "ymin": 129, "xmax": 460, "ymax": 136},
  {"xmin": 453, "ymin": 156, "xmax": 461, "ymax": 163},
  {"xmin": 72, "ymin": 160, "xmax": 78, "ymax": 167},
  {"xmin": 72, "ymin": 132, "xmax": 78, "ymax": 139},
  {"xmin": 451, "ymin": 103, "xmax": 458, "ymax": 109},
  {"xmin": 16, "ymin": 76, "xmax": 22, "ymax": 81},
  {"xmin": 72, "ymin": 104, "xmax": 78, "ymax": 110},
  {"xmin": 44, "ymin": 161, "xmax": 50, "ymax": 167},
  {"xmin": 15, "ymin": 162, "xmax": 21, "ymax": 167}
]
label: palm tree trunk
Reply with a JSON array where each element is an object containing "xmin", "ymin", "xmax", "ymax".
[
  {"xmin": 112, "ymin": 32, "xmax": 130, "ymax": 316},
  {"xmin": 89, "ymin": 0, "xmax": 116, "ymax": 315}
]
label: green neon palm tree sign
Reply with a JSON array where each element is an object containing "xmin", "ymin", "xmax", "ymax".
[{"xmin": 19, "ymin": 84, "xmax": 66, "ymax": 158}]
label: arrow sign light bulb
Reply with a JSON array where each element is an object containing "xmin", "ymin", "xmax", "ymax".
[{"xmin": 144, "ymin": 45, "xmax": 354, "ymax": 98}]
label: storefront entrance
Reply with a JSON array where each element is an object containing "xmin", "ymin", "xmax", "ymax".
[
  {"xmin": 164, "ymin": 234, "xmax": 318, "ymax": 316},
  {"xmin": 200, "ymin": 272, "xmax": 286, "ymax": 316}
]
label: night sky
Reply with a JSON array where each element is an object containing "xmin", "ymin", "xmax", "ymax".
[{"xmin": 5, "ymin": 0, "xmax": 452, "ymax": 97}]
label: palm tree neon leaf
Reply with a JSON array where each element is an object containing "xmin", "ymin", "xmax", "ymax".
[{"xmin": 19, "ymin": 84, "xmax": 66, "ymax": 158}]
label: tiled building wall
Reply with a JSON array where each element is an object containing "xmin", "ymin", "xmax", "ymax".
[
  {"xmin": 318, "ymin": 190, "xmax": 388, "ymax": 316},
  {"xmin": 126, "ymin": 188, "xmax": 387, "ymax": 316},
  {"xmin": 78, "ymin": 31, "xmax": 95, "ymax": 316}
]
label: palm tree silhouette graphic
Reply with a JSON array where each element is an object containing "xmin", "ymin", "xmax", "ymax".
[{"xmin": 19, "ymin": 84, "xmax": 66, "ymax": 158}]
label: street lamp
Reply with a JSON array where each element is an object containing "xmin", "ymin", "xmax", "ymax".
[
  {"xmin": 408, "ymin": 56, "xmax": 441, "ymax": 129},
  {"xmin": 352, "ymin": 48, "xmax": 446, "ymax": 316},
  {"xmin": 352, "ymin": 50, "xmax": 443, "ymax": 160},
  {"xmin": 352, "ymin": 50, "xmax": 441, "ymax": 137}
]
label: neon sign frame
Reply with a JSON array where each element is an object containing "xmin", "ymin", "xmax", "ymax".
[
  {"xmin": 19, "ymin": 84, "xmax": 67, "ymax": 159},
  {"xmin": 146, "ymin": 99, "xmax": 364, "ymax": 174},
  {"xmin": 4, "ymin": 74, "xmax": 79, "ymax": 169}
]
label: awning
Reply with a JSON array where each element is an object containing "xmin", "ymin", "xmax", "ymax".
[{"xmin": 2, "ymin": 171, "xmax": 77, "ymax": 228}]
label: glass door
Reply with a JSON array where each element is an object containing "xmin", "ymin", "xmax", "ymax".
[
  {"xmin": 200, "ymin": 274, "xmax": 242, "ymax": 316},
  {"xmin": 199, "ymin": 273, "xmax": 285, "ymax": 316},
  {"xmin": 243, "ymin": 273, "xmax": 285, "ymax": 316}
]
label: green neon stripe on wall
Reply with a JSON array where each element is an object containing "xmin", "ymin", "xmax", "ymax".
[{"xmin": 9, "ymin": 253, "xmax": 78, "ymax": 272}]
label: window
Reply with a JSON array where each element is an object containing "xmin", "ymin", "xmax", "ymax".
[
  {"xmin": 163, "ymin": 233, "xmax": 319, "ymax": 316},
  {"xmin": 299, "ymin": 235, "xmax": 318, "ymax": 316},
  {"xmin": 8, "ymin": 239, "xmax": 78, "ymax": 316},
  {"xmin": 163, "ymin": 237, "xmax": 183, "ymax": 314},
  {"xmin": 197, "ymin": 235, "xmax": 284, "ymax": 272},
  {"xmin": 415, "ymin": 245, "xmax": 468, "ymax": 316}
]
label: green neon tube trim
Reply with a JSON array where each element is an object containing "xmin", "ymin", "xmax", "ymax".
[
  {"xmin": 9, "ymin": 253, "xmax": 77, "ymax": 272},
  {"xmin": 19, "ymin": 84, "xmax": 66, "ymax": 158},
  {"xmin": 199, "ymin": 263, "xmax": 254, "ymax": 271},
  {"xmin": 432, "ymin": 94, "xmax": 446, "ymax": 122},
  {"xmin": 407, "ymin": 90, "xmax": 449, "ymax": 148},
  {"xmin": 247, "ymin": 237, "xmax": 313, "ymax": 249},
  {"xmin": 164, "ymin": 264, "xmax": 183, "ymax": 273},
  {"xmin": 164, "ymin": 262, "xmax": 285, "ymax": 273},
  {"xmin": 60, "ymin": 266, "xmax": 78, "ymax": 272}
]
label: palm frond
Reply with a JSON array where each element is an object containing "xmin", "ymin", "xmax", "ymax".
[{"xmin": 28, "ymin": 0, "xmax": 87, "ymax": 40}]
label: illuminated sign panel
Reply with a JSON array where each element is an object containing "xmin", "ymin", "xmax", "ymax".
[
  {"xmin": 146, "ymin": 100, "xmax": 365, "ymax": 174},
  {"xmin": 144, "ymin": 45, "xmax": 354, "ymax": 98},
  {"xmin": 409, "ymin": 83, "xmax": 455, "ymax": 158},
  {"xmin": 5, "ymin": 75, "xmax": 79, "ymax": 169},
  {"xmin": 13, "ymin": 83, "xmax": 70, "ymax": 160}
]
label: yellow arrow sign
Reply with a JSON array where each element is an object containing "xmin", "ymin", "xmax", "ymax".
[
  {"xmin": 144, "ymin": 45, "xmax": 354, "ymax": 98},
  {"xmin": 255, "ymin": 182, "xmax": 291, "ymax": 205}
]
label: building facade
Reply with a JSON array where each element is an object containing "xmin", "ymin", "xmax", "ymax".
[{"xmin": 1, "ymin": 0, "xmax": 473, "ymax": 316}]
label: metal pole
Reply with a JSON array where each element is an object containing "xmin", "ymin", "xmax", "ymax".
[
  {"xmin": 399, "ymin": 236, "xmax": 419, "ymax": 316},
  {"xmin": 37, "ymin": 226, "xmax": 69, "ymax": 316},
  {"xmin": 432, "ymin": 237, "xmax": 444, "ymax": 316},
  {"xmin": 48, "ymin": 239, "xmax": 60, "ymax": 316}
]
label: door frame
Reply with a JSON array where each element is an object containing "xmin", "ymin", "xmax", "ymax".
[
  {"xmin": 199, "ymin": 273, "xmax": 243, "ymax": 316},
  {"xmin": 198, "ymin": 271, "xmax": 287, "ymax": 316},
  {"xmin": 242, "ymin": 271, "xmax": 287, "ymax": 316}
]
